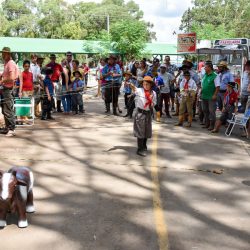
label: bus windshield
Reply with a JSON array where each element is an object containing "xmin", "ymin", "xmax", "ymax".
[{"xmin": 212, "ymin": 44, "xmax": 248, "ymax": 65}]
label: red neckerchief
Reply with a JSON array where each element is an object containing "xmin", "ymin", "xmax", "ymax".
[
  {"xmin": 184, "ymin": 79, "xmax": 189, "ymax": 90},
  {"xmin": 144, "ymin": 89, "xmax": 152, "ymax": 109}
]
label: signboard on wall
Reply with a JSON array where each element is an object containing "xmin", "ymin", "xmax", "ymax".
[{"xmin": 177, "ymin": 33, "xmax": 197, "ymax": 53}]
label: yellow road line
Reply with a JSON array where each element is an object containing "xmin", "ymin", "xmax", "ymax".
[{"xmin": 151, "ymin": 124, "xmax": 169, "ymax": 250}]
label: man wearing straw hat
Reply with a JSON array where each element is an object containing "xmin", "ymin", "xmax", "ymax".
[
  {"xmin": 216, "ymin": 61, "xmax": 234, "ymax": 111},
  {"xmin": 0, "ymin": 47, "xmax": 19, "ymax": 137}
]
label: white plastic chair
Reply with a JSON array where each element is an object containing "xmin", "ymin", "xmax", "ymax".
[{"xmin": 225, "ymin": 107, "xmax": 250, "ymax": 138}]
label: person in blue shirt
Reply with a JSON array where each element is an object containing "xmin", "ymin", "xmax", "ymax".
[
  {"xmin": 216, "ymin": 61, "xmax": 234, "ymax": 111},
  {"xmin": 102, "ymin": 55, "xmax": 122, "ymax": 115},
  {"xmin": 71, "ymin": 71, "xmax": 85, "ymax": 115},
  {"xmin": 41, "ymin": 68, "xmax": 54, "ymax": 120}
]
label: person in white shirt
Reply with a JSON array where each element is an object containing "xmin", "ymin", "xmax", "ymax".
[
  {"xmin": 30, "ymin": 54, "xmax": 42, "ymax": 117},
  {"xmin": 158, "ymin": 64, "xmax": 174, "ymax": 118},
  {"xmin": 175, "ymin": 71, "xmax": 197, "ymax": 127},
  {"xmin": 130, "ymin": 76, "xmax": 157, "ymax": 157}
]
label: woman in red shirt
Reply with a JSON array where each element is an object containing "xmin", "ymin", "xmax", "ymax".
[{"xmin": 19, "ymin": 60, "xmax": 34, "ymax": 98}]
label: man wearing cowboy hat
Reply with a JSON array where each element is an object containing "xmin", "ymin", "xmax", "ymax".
[
  {"xmin": 102, "ymin": 55, "xmax": 122, "ymax": 115},
  {"xmin": 0, "ymin": 47, "xmax": 19, "ymax": 136},
  {"xmin": 215, "ymin": 61, "xmax": 234, "ymax": 111}
]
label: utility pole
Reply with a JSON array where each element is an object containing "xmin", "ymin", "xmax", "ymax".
[
  {"xmin": 187, "ymin": 8, "xmax": 190, "ymax": 33},
  {"xmin": 107, "ymin": 15, "xmax": 110, "ymax": 34}
]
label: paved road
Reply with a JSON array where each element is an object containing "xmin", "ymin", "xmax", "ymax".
[{"xmin": 0, "ymin": 94, "xmax": 250, "ymax": 250}]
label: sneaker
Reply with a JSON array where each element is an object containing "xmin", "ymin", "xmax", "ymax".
[{"xmin": 5, "ymin": 130, "xmax": 16, "ymax": 137}]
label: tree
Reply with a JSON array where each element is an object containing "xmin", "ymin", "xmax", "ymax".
[
  {"xmin": 1, "ymin": 0, "xmax": 37, "ymax": 37},
  {"xmin": 180, "ymin": 0, "xmax": 250, "ymax": 39},
  {"xmin": 110, "ymin": 20, "xmax": 148, "ymax": 59}
]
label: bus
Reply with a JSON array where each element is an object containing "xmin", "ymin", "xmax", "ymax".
[{"xmin": 212, "ymin": 38, "xmax": 250, "ymax": 88}]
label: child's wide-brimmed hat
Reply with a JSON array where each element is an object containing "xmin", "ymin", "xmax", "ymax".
[
  {"xmin": 227, "ymin": 82, "xmax": 236, "ymax": 88},
  {"xmin": 73, "ymin": 70, "xmax": 82, "ymax": 77},
  {"xmin": 185, "ymin": 59, "xmax": 194, "ymax": 67},
  {"xmin": 124, "ymin": 71, "xmax": 132, "ymax": 76},
  {"xmin": 143, "ymin": 76, "xmax": 154, "ymax": 85}
]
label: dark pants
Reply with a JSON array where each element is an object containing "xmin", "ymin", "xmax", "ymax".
[
  {"xmin": 72, "ymin": 92, "xmax": 83, "ymax": 113},
  {"xmin": 1, "ymin": 89, "xmax": 15, "ymax": 130},
  {"xmin": 159, "ymin": 93, "xmax": 170, "ymax": 116},
  {"xmin": 104, "ymin": 82, "xmax": 120, "ymax": 110},
  {"xmin": 198, "ymin": 101, "xmax": 204, "ymax": 123},
  {"xmin": 125, "ymin": 94, "xmax": 136, "ymax": 117},
  {"xmin": 202, "ymin": 99, "xmax": 216, "ymax": 127},
  {"xmin": 41, "ymin": 96, "xmax": 54, "ymax": 119},
  {"xmin": 85, "ymin": 74, "xmax": 88, "ymax": 86},
  {"xmin": 137, "ymin": 138, "xmax": 147, "ymax": 151},
  {"xmin": 124, "ymin": 93, "xmax": 130, "ymax": 108}
]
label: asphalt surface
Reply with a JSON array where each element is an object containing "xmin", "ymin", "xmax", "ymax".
[{"xmin": 0, "ymin": 88, "xmax": 250, "ymax": 250}]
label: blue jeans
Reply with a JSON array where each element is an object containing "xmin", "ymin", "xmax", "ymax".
[{"xmin": 61, "ymin": 85, "xmax": 71, "ymax": 112}]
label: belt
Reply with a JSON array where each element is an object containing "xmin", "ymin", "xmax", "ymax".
[
  {"xmin": 138, "ymin": 108, "xmax": 151, "ymax": 114},
  {"xmin": 219, "ymin": 89, "xmax": 227, "ymax": 93}
]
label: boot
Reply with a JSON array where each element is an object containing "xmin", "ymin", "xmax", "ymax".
[
  {"xmin": 137, "ymin": 138, "xmax": 146, "ymax": 157},
  {"xmin": 202, "ymin": 120, "xmax": 210, "ymax": 129},
  {"xmin": 208, "ymin": 121, "xmax": 215, "ymax": 131},
  {"xmin": 47, "ymin": 111, "xmax": 55, "ymax": 120},
  {"xmin": 57, "ymin": 100, "xmax": 63, "ymax": 112},
  {"xmin": 156, "ymin": 111, "xmax": 161, "ymax": 122},
  {"xmin": 113, "ymin": 105, "xmax": 119, "ymax": 116},
  {"xmin": 175, "ymin": 115, "xmax": 184, "ymax": 126},
  {"xmin": 143, "ymin": 139, "xmax": 148, "ymax": 151},
  {"xmin": 105, "ymin": 102, "xmax": 110, "ymax": 113},
  {"xmin": 185, "ymin": 116, "xmax": 192, "ymax": 128},
  {"xmin": 35, "ymin": 104, "xmax": 41, "ymax": 117}
]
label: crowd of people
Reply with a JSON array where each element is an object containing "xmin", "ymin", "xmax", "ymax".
[
  {"xmin": 0, "ymin": 48, "xmax": 91, "ymax": 136},
  {"xmin": 0, "ymin": 47, "xmax": 249, "ymax": 157}
]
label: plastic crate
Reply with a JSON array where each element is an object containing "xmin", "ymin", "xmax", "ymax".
[{"xmin": 15, "ymin": 98, "xmax": 32, "ymax": 116}]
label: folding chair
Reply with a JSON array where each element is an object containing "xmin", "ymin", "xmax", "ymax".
[{"xmin": 225, "ymin": 107, "xmax": 250, "ymax": 138}]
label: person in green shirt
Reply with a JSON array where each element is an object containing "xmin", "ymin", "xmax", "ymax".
[{"xmin": 201, "ymin": 61, "xmax": 220, "ymax": 130}]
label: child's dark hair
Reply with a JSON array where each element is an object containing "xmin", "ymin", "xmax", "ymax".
[{"xmin": 23, "ymin": 60, "xmax": 30, "ymax": 67}]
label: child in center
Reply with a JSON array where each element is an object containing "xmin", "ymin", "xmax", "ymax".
[{"xmin": 130, "ymin": 76, "xmax": 157, "ymax": 157}]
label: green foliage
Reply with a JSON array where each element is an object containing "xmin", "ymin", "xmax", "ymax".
[
  {"xmin": 110, "ymin": 20, "xmax": 148, "ymax": 59},
  {"xmin": 180, "ymin": 0, "xmax": 250, "ymax": 39},
  {"xmin": 0, "ymin": 0, "xmax": 154, "ymax": 57}
]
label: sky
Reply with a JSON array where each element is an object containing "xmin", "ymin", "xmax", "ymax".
[{"xmin": 66, "ymin": 0, "xmax": 193, "ymax": 43}]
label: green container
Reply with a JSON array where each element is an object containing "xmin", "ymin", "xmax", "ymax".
[{"xmin": 15, "ymin": 98, "xmax": 31, "ymax": 116}]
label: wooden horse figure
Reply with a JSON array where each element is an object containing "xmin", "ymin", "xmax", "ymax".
[{"xmin": 0, "ymin": 167, "xmax": 35, "ymax": 228}]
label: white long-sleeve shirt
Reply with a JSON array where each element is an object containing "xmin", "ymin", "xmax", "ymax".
[
  {"xmin": 180, "ymin": 78, "xmax": 197, "ymax": 92},
  {"xmin": 135, "ymin": 88, "xmax": 157, "ymax": 111}
]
